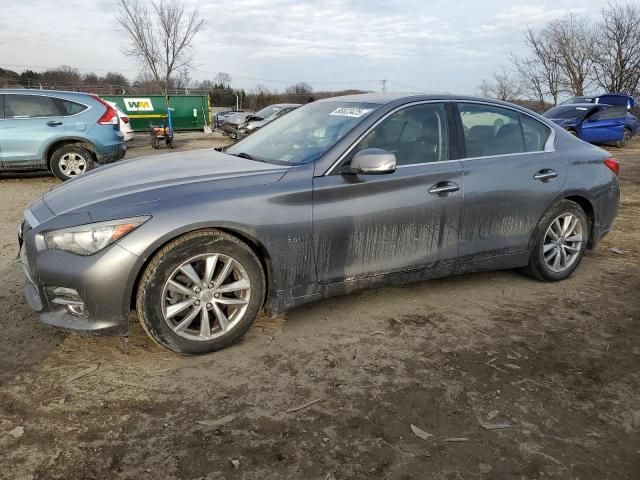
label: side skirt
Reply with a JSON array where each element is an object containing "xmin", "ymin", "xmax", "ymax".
[{"xmin": 265, "ymin": 251, "xmax": 529, "ymax": 315}]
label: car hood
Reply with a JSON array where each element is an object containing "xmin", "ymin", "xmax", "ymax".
[
  {"xmin": 42, "ymin": 149, "xmax": 288, "ymax": 215},
  {"xmin": 226, "ymin": 113, "xmax": 250, "ymax": 125}
]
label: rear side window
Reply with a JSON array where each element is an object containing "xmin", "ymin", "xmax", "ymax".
[
  {"xmin": 458, "ymin": 103, "xmax": 524, "ymax": 157},
  {"xmin": 4, "ymin": 94, "xmax": 60, "ymax": 118},
  {"xmin": 520, "ymin": 115, "xmax": 550, "ymax": 152},
  {"xmin": 354, "ymin": 103, "xmax": 449, "ymax": 165},
  {"xmin": 596, "ymin": 105, "xmax": 627, "ymax": 120},
  {"xmin": 54, "ymin": 98, "xmax": 88, "ymax": 116}
]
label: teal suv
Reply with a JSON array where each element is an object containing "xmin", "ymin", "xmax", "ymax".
[{"xmin": 0, "ymin": 89, "xmax": 126, "ymax": 180}]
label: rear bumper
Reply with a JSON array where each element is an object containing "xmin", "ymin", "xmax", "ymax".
[
  {"xmin": 96, "ymin": 143, "xmax": 127, "ymax": 164},
  {"xmin": 592, "ymin": 181, "xmax": 620, "ymax": 246}
]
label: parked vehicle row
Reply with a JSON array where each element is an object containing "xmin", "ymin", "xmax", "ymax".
[
  {"xmin": 546, "ymin": 93, "xmax": 638, "ymax": 147},
  {"xmin": 19, "ymin": 93, "xmax": 620, "ymax": 354},
  {"xmin": 220, "ymin": 103, "xmax": 301, "ymax": 139},
  {"xmin": 0, "ymin": 89, "xmax": 127, "ymax": 180}
]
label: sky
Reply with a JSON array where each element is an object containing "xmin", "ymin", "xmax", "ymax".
[{"xmin": 0, "ymin": 0, "xmax": 612, "ymax": 94}]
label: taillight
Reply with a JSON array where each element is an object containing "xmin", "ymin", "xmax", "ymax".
[
  {"xmin": 91, "ymin": 95, "xmax": 118, "ymax": 125},
  {"xmin": 603, "ymin": 157, "xmax": 620, "ymax": 176},
  {"xmin": 121, "ymin": 116, "xmax": 129, "ymax": 124}
]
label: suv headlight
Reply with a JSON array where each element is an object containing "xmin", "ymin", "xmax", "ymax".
[{"xmin": 43, "ymin": 216, "xmax": 150, "ymax": 255}]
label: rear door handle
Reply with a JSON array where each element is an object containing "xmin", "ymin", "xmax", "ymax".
[
  {"xmin": 428, "ymin": 182, "xmax": 460, "ymax": 196},
  {"xmin": 533, "ymin": 169, "xmax": 558, "ymax": 181},
  {"xmin": 46, "ymin": 121, "xmax": 63, "ymax": 127}
]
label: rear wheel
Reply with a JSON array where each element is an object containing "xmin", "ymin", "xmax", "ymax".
[
  {"xmin": 616, "ymin": 128, "xmax": 632, "ymax": 148},
  {"xmin": 50, "ymin": 145, "xmax": 94, "ymax": 181},
  {"xmin": 525, "ymin": 200, "xmax": 589, "ymax": 282},
  {"xmin": 136, "ymin": 230, "xmax": 265, "ymax": 354}
]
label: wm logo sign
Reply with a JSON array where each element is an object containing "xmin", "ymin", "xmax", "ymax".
[{"xmin": 124, "ymin": 98, "xmax": 154, "ymax": 112}]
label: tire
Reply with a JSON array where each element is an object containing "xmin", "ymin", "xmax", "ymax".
[
  {"xmin": 525, "ymin": 200, "xmax": 589, "ymax": 282},
  {"xmin": 566, "ymin": 128, "xmax": 578, "ymax": 137},
  {"xmin": 136, "ymin": 230, "xmax": 266, "ymax": 354},
  {"xmin": 50, "ymin": 145, "xmax": 94, "ymax": 181},
  {"xmin": 615, "ymin": 128, "xmax": 632, "ymax": 148}
]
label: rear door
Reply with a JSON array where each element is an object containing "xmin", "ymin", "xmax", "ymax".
[
  {"xmin": 581, "ymin": 106, "xmax": 626, "ymax": 143},
  {"xmin": 455, "ymin": 102, "xmax": 566, "ymax": 260},
  {"xmin": 0, "ymin": 93, "xmax": 66, "ymax": 168},
  {"xmin": 313, "ymin": 102, "xmax": 463, "ymax": 284}
]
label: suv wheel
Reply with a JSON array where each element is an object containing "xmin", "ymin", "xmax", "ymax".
[
  {"xmin": 525, "ymin": 200, "xmax": 589, "ymax": 282},
  {"xmin": 136, "ymin": 230, "xmax": 266, "ymax": 354},
  {"xmin": 50, "ymin": 145, "xmax": 94, "ymax": 181}
]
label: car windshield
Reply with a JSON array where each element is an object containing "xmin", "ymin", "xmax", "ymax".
[
  {"xmin": 254, "ymin": 105, "xmax": 282, "ymax": 119},
  {"xmin": 226, "ymin": 101, "xmax": 381, "ymax": 165},
  {"xmin": 543, "ymin": 105, "xmax": 593, "ymax": 120}
]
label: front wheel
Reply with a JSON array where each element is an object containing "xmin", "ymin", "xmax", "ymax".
[
  {"xmin": 50, "ymin": 145, "xmax": 94, "ymax": 181},
  {"xmin": 525, "ymin": 200, "xmax": 589, "ymax": 282},
  {"xmin": 136, "ymin": 230, "xmax": 265, "ymax": 354}
]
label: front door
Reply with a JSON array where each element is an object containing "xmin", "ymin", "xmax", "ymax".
[
  {"xmin": 455, "ymin": 102, "xmax": 567, "ymax": 260},
  {"xmin": 313, "ymin": 102, "xmax": 463, "ymax": 284},
  {"xmin": 0, "ymin": 93, "xmax": 66, "ymax": 169}
]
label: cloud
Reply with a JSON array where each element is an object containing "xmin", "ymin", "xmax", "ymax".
[
  {"xmin": 478, "ymin": 4, "xmax": 587, "ymax": 34},
  {"xmin": 0, "ymin": 0, "xmax": 612, "ymax": 94}
]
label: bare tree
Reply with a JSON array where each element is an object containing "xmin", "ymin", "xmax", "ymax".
[
  {"xmin": 285, "ymin": 82, "xmax": 313, "ymax": 95},
  {"xmin": 513, "ymin": 27, "xmax": 563, "ymax": 105},
  {"xmin": 477, "ymin": 69, "xmax": 522, "ymax": 102},
  {"xmin": 116, "ymin": 0, "xmax": 204, "ymax": 108},
  {"xmin": 593, "ymin": 1, "xmax": 640, "ymax": 95},
  {"xmin": 547, "ymin": 14, "xmax": 596, "ymax": 96},
  {"xmin": 214, "ymin": 72, "xmax": 232, "ymax": 87}
]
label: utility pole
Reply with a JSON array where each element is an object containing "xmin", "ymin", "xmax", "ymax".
[{"xmin": 381, "ymin": 79, "xmax": 388, "ymax": 93}]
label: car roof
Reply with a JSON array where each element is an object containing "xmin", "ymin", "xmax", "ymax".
[
  {"xmin": 315, "ymin": 92, "xmax": 529, "ymax": 107},
  {"xmin": 552, "ymin": 103, "xmax": 599, "ymax": 108},
  {"xmin": 0, "ymin": 88, "xmax": 94, "ymax": 98},
  {"xmin": 0, "ymin": 88, "xmax": 91, "ymax": 95},
  {"xmin": 270, "ymin": 103, "xmax": 302, "ymax": 108}
]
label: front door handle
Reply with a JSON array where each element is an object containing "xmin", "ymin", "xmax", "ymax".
[
  {"xmin": 46, "ymin": 121, "xmax": 63, "ymax": 127},
  {"xmin": 533, "ymin": 169, "xmax": 558, "ymax": 181},
  {"xmin": 428, "ymin": 182, "xmax": 460, "ymax": 196}
]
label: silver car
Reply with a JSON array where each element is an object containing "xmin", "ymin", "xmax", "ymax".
[{"xmin": 19, "ymin": 94, "xmax": 620, "ymax": 354}]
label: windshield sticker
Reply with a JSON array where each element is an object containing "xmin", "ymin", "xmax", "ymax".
[{"xmin": 329, "ymin": 107, "xmax": 373, "ymax": 118}]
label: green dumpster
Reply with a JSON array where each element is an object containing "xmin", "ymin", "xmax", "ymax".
[{"xmin": 102, "ymin": 95, "xmax": 210, "ymax": 132}]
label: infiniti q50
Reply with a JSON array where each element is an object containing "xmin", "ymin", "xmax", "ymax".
[{"xmin": 19, "ymin": 94, "xmax": 619, "ymax": 354}]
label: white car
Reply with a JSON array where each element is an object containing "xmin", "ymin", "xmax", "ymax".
[{"xmin": 106, "ymin": 101, "xmax": 134, "ymax": 141}]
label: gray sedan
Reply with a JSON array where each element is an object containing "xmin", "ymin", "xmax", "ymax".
[{"xmin": 19, "ymin": 94, "xmax": 620, "ymax": 354}]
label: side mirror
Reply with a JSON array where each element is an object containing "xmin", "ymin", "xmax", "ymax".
[
  {"xmin": 347, "ymin": 148, "xmax": 397, "ymax": 175},
  {"xmin": 587, "ymin": 114, "xmax": 600, "ymax": 122}
]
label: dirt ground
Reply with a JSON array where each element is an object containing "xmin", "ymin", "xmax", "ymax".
[{"xmin": 0, "ymin": 132, "xmax": 638, "ymax": 480}]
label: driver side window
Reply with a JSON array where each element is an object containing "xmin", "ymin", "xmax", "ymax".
[{"xmin": 352, "ymin": 103, "xmax": 449, "ymax": 166}]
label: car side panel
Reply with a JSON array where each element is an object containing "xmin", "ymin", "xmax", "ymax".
[
  {"xmin": 0, "ymin": 115, "xmax": 65, "ymax": 168},
  {"xmin": 580, "ymin": 116, "xmax": 625, "ymax": 143},
  {"xmin": 114, "ymin": 165, "xmax": 316, "ymax": 314}
]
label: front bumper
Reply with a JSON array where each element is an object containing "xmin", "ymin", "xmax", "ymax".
[{"xmin": 19, "ymin": 218, "xmax": 139, "ymax": 336}]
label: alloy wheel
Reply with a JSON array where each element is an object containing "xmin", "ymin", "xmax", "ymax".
[
  {"xmin": 161, "ymin": 253, "xmax": 251, "ymax": 341},
  {"xmin": 59, "ymin": 153, "xmax": 88, "ymax": 177},
  {"xmin": 543, "ymin": 213, "xmax": 583, "ymax": 273}
]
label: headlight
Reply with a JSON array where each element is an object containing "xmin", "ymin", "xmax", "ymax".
[{"xmin": 43, "ymin": 216, "xmax": 150, "ymax": 255}]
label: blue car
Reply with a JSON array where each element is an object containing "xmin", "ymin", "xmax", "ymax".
[
  {"xmin": 544, "ymin": 102, "xmax": 638, "ymax": 148},
  {"xmin": 0, "ymin": 89, "xmax": 126, "ymax": 180}
]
